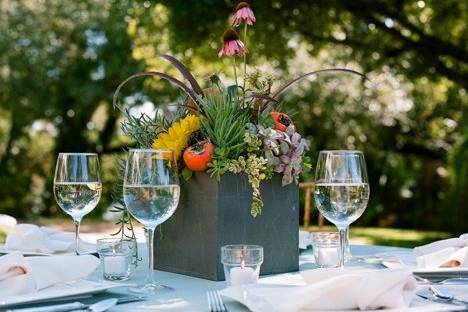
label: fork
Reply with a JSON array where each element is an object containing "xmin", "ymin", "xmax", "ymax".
[
  {"xmin": 206, "ymin": 290, "xmax": 227, "ymax": 312},
  {"xmin": 429, "ymin": 286, "xmax": 468, "ymax": 305}
]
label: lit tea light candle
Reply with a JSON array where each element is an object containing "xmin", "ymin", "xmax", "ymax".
[
  {"xmin": 230, "ymin": 266, "xmax": 256, "ymax": 285},
  {"xmin": 317, "ymin": 246, "xmax": 340, "ymax": 267},
  {"xmin": 103, "ymin": 250, "xmax": 127, "ymax": 275}
]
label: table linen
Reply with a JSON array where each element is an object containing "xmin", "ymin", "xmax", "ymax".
[
  {"xmin": 221, "ymin": 268, "xmax": 416, "ymax": 311},
  {"xmin": 5, "ymin": 224, "xmax": 74, "ymax": 254},
  {"xmin": 0, "ymin": 252, "xmax": 99, "ymax": 297},
  {"xmin": 3, "ymin": 245, "xmax": 464, "ymax": 311},
  {"xmin": 414, "ymin": 234, "xmax": 468, "ymax": 268},
  {"xmin": 87, "ymin": 245, "xmax": 460, "ymax": 311}
]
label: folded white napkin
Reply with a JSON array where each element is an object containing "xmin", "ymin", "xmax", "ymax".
[
  {"xmin": 0, "ymin": 252, "xmax": 99, "ymax": 297},
  {"xmin": 5, "ymin": 224, "xmax": 76, "ymax": 254},
  {"xmin": 414, "ymin": 234, "xmax": 468, "ymax": 268},
  {"xmin": 0, "ymin": 214, "xmax": 17, "ymax": 229},
  {"xmin": 221, "ymin": 268, "xmax": 416, "ymax": 311}
]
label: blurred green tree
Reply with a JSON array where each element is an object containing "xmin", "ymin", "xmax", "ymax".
[
  {"xmin": 151, "ymin": 0, "xmax": 467, "ymax": 231},
  {"xmin": 0, "ymin": 0, "xmax": 145, "ymax": 217},
  {"xmin": 0, "ymin": 0, "xmax": 466, "ymax": 232}
]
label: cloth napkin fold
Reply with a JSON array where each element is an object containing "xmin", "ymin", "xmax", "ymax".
[
  {"xmin": 221, "ymin": 268, "xmax": 416, "ymax": 311},
  {"xmin": 0, "ymin": 252, "xmax": 99, "ymax": 297},
  {"xmin": 0, "ymin": 214, "xmax": 17, "ymax": 229},
  {"xmin": 414, "ymin": 234, "xmax": 468, "ymax": 268},
  {"xmin": 5, "ymin": 224, "xmax": 76, "ymax": 254}
]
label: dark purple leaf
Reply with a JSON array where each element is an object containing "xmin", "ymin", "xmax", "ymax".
[
  {"xmin": 113, "ymin": 71, "xmax": 198, "ymax": 112},
  {"xmin": 272, "ymin": 68, "xmax": 367, "ymax": 99},
  {"xmin": 159, "ymin": 54, "xmax": 204, "ymax": 96}
]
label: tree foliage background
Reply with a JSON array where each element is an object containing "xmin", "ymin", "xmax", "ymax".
[{"xmin": 0, "ymin": 0, "xmax": 466, "ymax": 231}]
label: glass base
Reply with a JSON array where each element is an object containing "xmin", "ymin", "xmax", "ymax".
[
  {"xmin": 129, "ymin": 283, "xmax": 173, "ymax": 294},
  {"xmin": 103, "ymin": 274, "xmax": 130, "ymax": 281}
]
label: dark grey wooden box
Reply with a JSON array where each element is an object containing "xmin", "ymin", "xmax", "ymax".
[{"xmin": 154, "ymin": 172, "xmax": 299, "ymax": 281}]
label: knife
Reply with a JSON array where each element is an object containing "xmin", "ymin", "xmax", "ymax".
[{"xmin": 6, "ymin": 296, "xmax": 145, "ymax": 312}]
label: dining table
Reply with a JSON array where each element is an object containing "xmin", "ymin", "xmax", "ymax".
[{"xmin": 52, "ymin": 244, "xmax": 461, "ymax": 312}]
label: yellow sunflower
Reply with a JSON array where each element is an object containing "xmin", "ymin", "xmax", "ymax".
[{"xmin": 152, "ymin": 115, "xmax": 200, "ymax": 159}]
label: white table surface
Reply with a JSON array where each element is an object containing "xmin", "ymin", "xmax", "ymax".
[{"xmin": 95, "ymin": 245, "xmax": 463, "ymax": 311}]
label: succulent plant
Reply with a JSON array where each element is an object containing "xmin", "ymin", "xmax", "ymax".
[{"xmin": 256, "ymin": 125, "xmax": 309, "ymax": 186}]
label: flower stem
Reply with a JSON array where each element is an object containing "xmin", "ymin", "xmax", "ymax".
[
  {"xmin": 242, "ymin": 23, "xmax": 248, "ymax": 105},
  {"xmin": 243, "ymin": 24, "xmax": 248, "ymax": 88},
  {"xmin": 233, "ymin": 56, "xmax": 238, "ymax": 87}
]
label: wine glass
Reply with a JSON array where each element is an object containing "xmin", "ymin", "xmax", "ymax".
[
  {"xmin": 54, "ymin": 153, "xmax": 102, "ymax": 255},
  {"xmin": 123, "ymin": 149, "xmax": 180, "ymax": 293},
  {"xmin": 314, "ymin": 150, "xmax": 369, "ymax": 268}
]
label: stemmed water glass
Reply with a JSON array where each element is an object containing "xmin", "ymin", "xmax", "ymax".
[
  {"xmin": 123, "ymin": 149, "xmax": 180, "ymax": 294},
  {"xmin": 54, "ymin": 153, "xmax": 102, "ymax": 255},
  {"xmin": 314, "ymin": 150, "xmax": 370, "ymax": 268}
]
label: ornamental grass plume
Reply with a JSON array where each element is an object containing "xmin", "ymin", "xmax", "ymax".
[
  {"xmin": 218, "ymin": 28, "xmax": 247, "ymax": 58},
  {"xmin": 232, "ymin": 2, "xmax": 256, "ymax": 27}
]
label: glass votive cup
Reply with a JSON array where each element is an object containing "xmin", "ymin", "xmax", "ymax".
[
  {"xmin": 221, "ymin": 245, "xmax": 263, "ymax": 287},
  {"xmin": 97, "ymin": 238, "xmax": 134, "ymax": 281},
  {"xmin": 310, "ymin": 231, "xmax": 340, "ymax": 268}
]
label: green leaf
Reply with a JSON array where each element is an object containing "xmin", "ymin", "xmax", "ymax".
[
  {"xmin": 227, "ymin": 85, "xmax": 238, "ymax": 101},
  {"xmin": 181, "ymin": 167, "xmax": 193, "ymax": 181}
]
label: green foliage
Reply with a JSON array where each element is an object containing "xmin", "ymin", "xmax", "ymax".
[
  {"xmin": 119, "ymin": 109, "xmax": 168, "ymax": 148},
  {"xmin": 246, "ymin": 71, "xmax": 275, "ymax": 94},
  {"xmin": 199, "ymin": 93, "xmax": 251, "ymax": 178},
  {"xmin": 305, "ymin": 226, "xmax": 452, "ymax": 248},
  {"xmin": 207, "ymin": 147, "xmax": 233, "ymax": 181},
  {"xmin": 448, "ymin": 130, "xmax": 468, "ymax": 230},
  {"xmin": 229, "ymin": 154, "xmax": 273, "ymax": 217},
  {"xmin": 0, "ymin": 0, "xmax": 146, "ymax": 217},
  {"xmin": 0, "ymin": 0, "xmax": 466, "ymax": 232},
  {"xmin": 227, "ymin": 131, "xmax": 273, "ymax": 216},
  {"xmin": 258, "ymin": 114, "xmax": 275, "ymax": 128},
  {"xmin": 108, "ymin": 159, "xmax": 136, "ymax": 239}
]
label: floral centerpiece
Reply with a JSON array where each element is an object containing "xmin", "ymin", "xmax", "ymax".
[{"xmin": 112, "ymin": 2, "xmax": 364, "ymax": 280}]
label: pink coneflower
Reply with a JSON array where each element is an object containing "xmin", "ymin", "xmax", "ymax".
[
  {"xmin": 232, "ymin": 2, "xmax": 256, "ymax": 27},
  {"xmin": 218, "ymin": 28, "xmax": 248, "ymax": 57}
]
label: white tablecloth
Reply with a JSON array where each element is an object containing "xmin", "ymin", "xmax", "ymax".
[{"xmin": 97, "ymin": 245, "xmax": 458, "ymax": 311}]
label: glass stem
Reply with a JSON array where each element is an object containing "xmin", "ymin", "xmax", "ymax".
[
  {"xmin": 345, "ymin": 226, "xmax": 350, "ymax": 256},
  {"xmin": 146, "ymin": 227, "xmax": 155, "ymax": 285},
  {"xmin": 338, "ymin": 227, "xmax": 346, "ymax": 268},
  {"xmin": 74, "ymin": 220, "xmax": 81, "ymax": 255}
]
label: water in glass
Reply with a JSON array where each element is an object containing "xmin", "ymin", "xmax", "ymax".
[
  {"xmin": 53, "ymin": 153, "xmax": 101, "ymax": 255},
  {"xmin": 123, "ymin": 184, "xmax": 180, "ymax": 229},
  {"xmin": 314, "ymin": 182, "xmax": 369, "ymax": 227},
  {"xmin": 123, "ymin": 149, "xmax": 180, "ymax": 294},
  {"xmin": 314, "ymin": 150, "xmax": 369, "ymax": 268},
  {"xmin": 54, "ymin": 182, "xmax": 102, "ymax": 220}
]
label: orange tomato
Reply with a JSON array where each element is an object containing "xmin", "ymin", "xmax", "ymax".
[
  {"xmin": 183, "ymin": 140, "xmax": 215, "ymax": 172},
  {"xmin": 271, "ymin": 112, "xmax": 293, "ymax": 132}
]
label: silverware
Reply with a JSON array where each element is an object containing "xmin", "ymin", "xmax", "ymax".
[
  {"xmin": 6, "ymin": 302, "xmax": 86, "ymax": 312},
  {"xmin": 7, "ymin": 297, "xmax": 123, "ymax": 312},
  {"xmin": 206, "ymin": 290, "xmax": 227, "ymax": 312},
  {"xmin": 429, "ymin": 286, "xmax": 468, "ymax": 305},
  {"xmin": 74, "ymin": 298, "xmax": 117, "ymax": 312},
  {"xmin": 414, "ymin": 275, "xmax": 468, "ymax": 285}
]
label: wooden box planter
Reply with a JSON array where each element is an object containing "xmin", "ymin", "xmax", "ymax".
[{"xmin": 154, "ymin": 172, "xmax": 299, "ymax": 281}]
